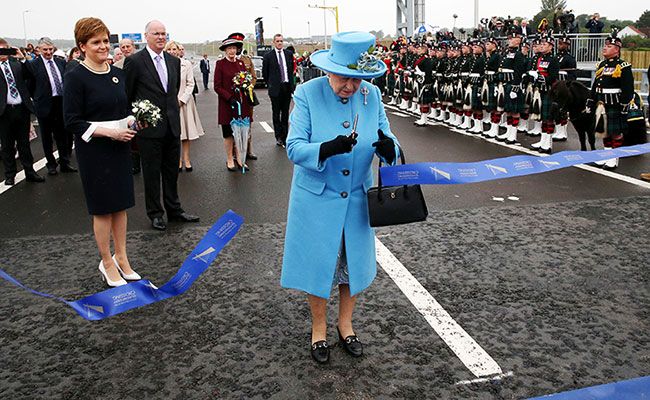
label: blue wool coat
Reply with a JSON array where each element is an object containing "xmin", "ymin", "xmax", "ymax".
[{"xmin": 281, "ymin": 77, "xmax": 400, "ymax": 299}]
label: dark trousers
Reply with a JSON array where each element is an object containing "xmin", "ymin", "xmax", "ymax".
[
  {"xmin": 0, "ymin": 104, "xmax": 35, "ymax": 179},
  {"xmin": 202, "ymin": 72, "xmax": 209, "ymax": 90},
  {"xmin": 270, "ymin": 84, "xmax": 292, "ymax": 144},
  {"xmin": 37, "ymin": 97, "xmax": 72, "ymax": 168},
  {"xmin": 137, "ymin": 131, "xmax": 183, "ymax": 220}
]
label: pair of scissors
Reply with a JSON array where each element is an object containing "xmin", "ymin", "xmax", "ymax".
[{"xmin": 349, "ymin": 114, "xmax": 359, "ymax": 141}]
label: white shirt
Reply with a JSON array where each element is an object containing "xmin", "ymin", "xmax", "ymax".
[
  {"xmin": 276, "ymin": 49, "xmax": 288, "ymax": 83},
  {"xmin": 146, "ymin": 45, "xmax": 168, "ymax": 84},
  {"xmin": 1, "ymin": 60, "xmax": 23, "ymax": 105},
  {"xmin": 41, "ymin": 56, "xmax": 63, "ymax": 97}
]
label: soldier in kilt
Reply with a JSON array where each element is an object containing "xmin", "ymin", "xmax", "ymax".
[
  {"xmin": 496, "ymin": 26, "xmax": 527, "ymax": 144},
  {"xmin": 458, "ymin": 41, "xmax": 473, "ymax": 129},
  {"xmin": 517, "ymin": 39, "xmax": 533, "ymax": 134},
  {"xmin": 426, "ymin": 44, "xmax": 441, "ymax": 120},
  {"xmin": 415, "ymin": 42, "xmax": 436, "ymax": 126},
  {"xmin": 396, "ymin": 41, "xmax": 410, "ymax": 110},
  {"xmin": 468, "ymin": 38, "xmax": 486, "ymax": 133},
  {"xmin": 553, "ymin": 32, "xmax": 577, "ymax": 141},
  {"xmin": 526, "ymin": 37, "xmax": 544, "ymax": 136},
  {"xmin": 442, "ymin": 43, "xmax": 458, "ymax": 124},
  {"xmin": 586, "ymin": 30, "xmax": 634, "ymax": 169},
  {"xmin": 482, "ymin": 37, "xmax": 501, "ymax": 138},
  {"xmin": 386, "ymin": 42, "xmax": 399, "ymax": 105},
  {"xmin": 433, "ymin": 43, "xmax": 449, "ymax": 121},
  {"xmin": 530, "ymin": 32, "xmax": 559, "ymax": 153},
  {"xmin": 445, "ymin": 43, "xmax": 462, "ymax": 125}
]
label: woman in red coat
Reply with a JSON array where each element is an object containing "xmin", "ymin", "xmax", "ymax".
[{"xmin": 214, "ymin": 33, "xmax": 253, "ymax": 171}]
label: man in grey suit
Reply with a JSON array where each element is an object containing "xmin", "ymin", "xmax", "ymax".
[{"xmin": 124, "ymin": 20, "xmax": 199, "ymax": 230}]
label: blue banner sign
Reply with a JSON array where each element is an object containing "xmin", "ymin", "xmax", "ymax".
[
  {"xmin": 121, "ymin": 33, "xmax": 143, "ymax": 42},
  {"xmin": 380, "ymin": 144, "xmax": 650, "ymax": 186},
  {"xmin": 0, "ymin": 210, "xmax": 243, "ymax": 321}
]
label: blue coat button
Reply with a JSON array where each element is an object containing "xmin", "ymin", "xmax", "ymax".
[
  {"xmin": 342, "ymin": 121, "xmax": 350, "ymax": 129},
  {"xmin": 342, "ymin": 169, "xmax": 350, "ymax": 176},
  {"xmin": 340, "ymin": 191, "xmax": 348, "ymax": 198}
]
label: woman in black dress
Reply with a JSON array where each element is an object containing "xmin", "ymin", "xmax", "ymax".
[{"xmin": 63, "ymin": 17, "xmax": 140, "ymax": 287}]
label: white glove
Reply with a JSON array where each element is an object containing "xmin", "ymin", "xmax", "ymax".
[
  {"xmin": 528, "ymin": 70, "xmax": 539, "ymax": 80},
  {"xmin": 510, "ymin": 91, "xmax": 518, "ymax": 99},
  {"xmin": 494, "ymin": 88, "xmax": 499, "ymax": 97}
]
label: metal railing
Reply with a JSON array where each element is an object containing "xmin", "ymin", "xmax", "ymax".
[{"xmin": 297, "ymin": 66, "xmax": 324, "ymax": 83}]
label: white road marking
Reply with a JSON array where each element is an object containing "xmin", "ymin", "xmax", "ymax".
[
  {"xmin": 384, "ymin": 104, "xmax": 650, "ymax": 190},
  {"xmin": 508, "ymin": 196, "xmax": 520, "ymax": 201},
  {"xmin": 375, "ymin": 238, "xmax": 504, "ymax": 378},
  {"xmin": 259, "ymin": 121, "xmax": 274, "ymax": 133},
  {"xmin": 390, "ymin": 112, "xmax": 410, "ymax": 118},
  {"xmin": 455, "ymin": 371, "xmax": 515, "ymax": 385},
  {"xmin": 492, "ymin": 197, "xmax": 505, "ymax": 202},
  {"xmin": 0, "ymin": 150, "xmax": 58, "ymax": 195}
]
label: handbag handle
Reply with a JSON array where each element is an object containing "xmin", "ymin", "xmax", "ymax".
[{"xmin": 376, "ymin": 144, "xmax": 407, "ymax": 202}]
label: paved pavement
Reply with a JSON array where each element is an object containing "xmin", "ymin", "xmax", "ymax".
[{"xmin": 1, "ymin": 76, "xmax": 649, "ymax": 399}]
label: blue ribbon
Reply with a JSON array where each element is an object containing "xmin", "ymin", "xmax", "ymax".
[
  {"xmin": 380, "ymin": 144, "xmax": 650, "ymax": 186},
  {"xmin": 0, "ymin": 210, "xmax": 243, "ymax": 321}
]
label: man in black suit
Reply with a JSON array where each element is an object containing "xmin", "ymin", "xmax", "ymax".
[
  {"xmin": 262, "ymin": 34, "xmax": 295, "ymax": 147},
  {"xmin": 199, "ymin": 54, "xmax": 210, "ymax": 90},
  {"xmin": 124, "ymin": 20, "xmax": 199, "ymax": 230},
  {"xmin": 0, "ymin": 39, "xmax": 44, "ymax": 185},
  {"xmin": 24, "ymin": 37, "xmax": 76, "ymax": 175}
]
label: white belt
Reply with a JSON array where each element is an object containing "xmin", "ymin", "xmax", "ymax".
[
  {"xmin": 499, "ymin": 68, "xmax": 514, "ymax": 73},
  {"xmin": 486, "ymin": 71, "xmax": 496, "ymax": 75},
  {"xmin": 559, "ymin": 71, "xmax": 568, "ymax": 75},
  {"xmin": 469, "ymin": 73, "xmax": 480, "ymax": 77},
  {"xmin": 460, "ymin": 72, "xmax": 469, "ymax": 76},
  {"xmin": 596, "ymin": 88, "xmax": 621, "ymax": 94},
  {"xmin": 82, "ymin": 116, "xmax": 134, "ymax": 143}
]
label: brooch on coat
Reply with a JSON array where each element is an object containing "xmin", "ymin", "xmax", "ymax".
[
  {"xmin": 112, "ymin": 77, "xmax": 119, "ymax": 84},
  {"xmin": 360, "ymin": 87, "xmax": 369, "ymax": 105}
]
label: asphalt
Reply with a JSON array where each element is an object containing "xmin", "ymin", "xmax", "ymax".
[{"xmin": 0, "ymin": 74, "xmax": 649, "ymax": 399}]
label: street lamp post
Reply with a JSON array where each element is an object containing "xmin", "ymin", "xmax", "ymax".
[
  {"xmin": 272, "ymin": 6, "xmax": 283, "ymax": 36},
  {"xmin": 308, "ymin": 3, "xmax": 339, "ymax": 49},
  {"xmin": 22, "ymin": 10, "xmax": 31, "ymax": 47},
  {"xmin": 453, "ymin": 14, "xmax": 458, "ymax": 35}
]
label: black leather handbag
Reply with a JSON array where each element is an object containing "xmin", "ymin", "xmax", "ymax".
[{"xmin": 367, "ymin": 148, "xmax": 428, "ymax": 227}]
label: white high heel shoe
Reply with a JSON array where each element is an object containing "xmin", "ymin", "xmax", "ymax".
[
  {"xmin": 99, "ymin": 260, "xmax": 127, "ymax": 287},
  {"xmin": 112, "ymin": 255, "xmax": 141, "ymax": 281}
]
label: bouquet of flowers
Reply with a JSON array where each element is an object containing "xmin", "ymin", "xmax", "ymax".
[
  {"xmin": 131, "ymin": 99, "xmax": 162, "ymax": 128},
  {"xmin": 232, "ymin": 71, "xmax": 255, "ymax": 105}
]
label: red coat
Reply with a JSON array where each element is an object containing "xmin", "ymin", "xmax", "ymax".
[{"xmin": 214, "ymin": 57, "xmax": 254, "ymax": 125}]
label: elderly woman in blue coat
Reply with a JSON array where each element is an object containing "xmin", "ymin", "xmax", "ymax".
[{"xmin": 281, "ymin": 32, "xmax": 400, "ymax": 363}]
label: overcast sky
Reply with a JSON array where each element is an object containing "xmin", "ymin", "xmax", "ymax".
[{"xmin": 3, "ymin": 0, "xmax": 646, "ymax": 43}]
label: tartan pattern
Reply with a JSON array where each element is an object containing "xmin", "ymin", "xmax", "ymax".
[
  {"xmin": 504, "ymin": 83, "xmax": 525, "ymax": 114},
  {"xmin": 419, "ymin": 85, "xmax": 435, "ymax": 104},
  {"xmin": 605, "ymin": 105, "xmax": 626, "ymax": 138},
  {"xmin": 541, "ymin": 92, "xmax": 554, "ymax": 121},
  {"xmin": 485, "ymin": 83, "xmax": 497, "ymax": 111},
  {"xmin": 471, "ymin": 85, "xmax": 483, "ymax": 110}
]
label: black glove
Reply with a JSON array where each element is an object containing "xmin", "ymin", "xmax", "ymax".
[
  {"xmin": 585, "ymin": 98, "xmax": 594, "ymax": 113},
  {"xmin": 372, "ymin": 129, "xmax": 396, "ymax": 164},
  {"xmin": 319, "ymin": 135, "xmax": 357, "ymax": 162}
]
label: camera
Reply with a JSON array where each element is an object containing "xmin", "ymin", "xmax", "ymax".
[{"xmin": 0, "ymin": 48, "xmax": 18, "ymax": 57}]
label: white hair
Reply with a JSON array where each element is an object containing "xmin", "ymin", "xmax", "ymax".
[
  {"xmin": 145, "ymin": 20, "xmax": 165, "ymax": 33},
  {"xmin": 38, "ymin": 37, "xmax": 54, "ymax": 47}
]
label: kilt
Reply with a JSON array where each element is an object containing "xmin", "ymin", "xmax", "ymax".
[
  {"xmin": 604, "ymin": 104, "xmax": 626, "ymax": 138},
  {"xmin": 471, "ymin": 85, "xmax": 483, "ymax": 110},
  {"xmin": 387, "ymin": 73, "xmax": 396, "ymax": 94},
  {"xmin": 504, "ymin": 83, "xmax": 525, "ymax": 114},
  {"xmin": 419, "ymin": 84, "xmax": 435, "ymax": 104},
  {"xmin": 485, "ymin": 83, "xmax": 497, "ymax": 112},
  {"xmin": 540, "ymin": 91, "xmax": 554, "ymax": 121}
]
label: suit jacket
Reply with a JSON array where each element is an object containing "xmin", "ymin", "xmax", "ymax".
[
  {"xmin": 199, "ymin": 58, "xmax": 210, "ymax": 74},
  {"xmin": 23, "ymin": 56, "xmax": 66, "ymax": 118},
  {"xmin": 262, "ymin": 48, "xmax": 295, "ymax": 97},
  {"xmin": 0, "ymin": 59, "xmax": 35, "ymax": 116},
  {"xmin": 124, "ymin": 48, "xmax": 181, "ymax": 139}
]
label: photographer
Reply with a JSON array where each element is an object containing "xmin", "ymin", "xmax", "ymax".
[
  {"xmin": 586, "ymin": 13, "xmax": 605, "ymax": 34},
  {"xmin": 0, "ymin": 38, "xmax": 45, "ymax": 186}
]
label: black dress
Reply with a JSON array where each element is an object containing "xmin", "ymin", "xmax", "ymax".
[{"xmin": 63, "ymin": 64, "xmax": 134, "ymax": 215}]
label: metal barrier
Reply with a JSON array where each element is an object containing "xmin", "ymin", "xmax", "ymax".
[{"xmin": 297, "ymin": 66, "xmax": 323, "ymax": 83}]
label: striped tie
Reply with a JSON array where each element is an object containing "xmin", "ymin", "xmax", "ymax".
[
  {"xmin": 2, "ymin": 61, "xmax": 19, "ymax": 99},
  {"xmin": 48, "ymin": 60, "xmax": 63, "ymax": 95}
]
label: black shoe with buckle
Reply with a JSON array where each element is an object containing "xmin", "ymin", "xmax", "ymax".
[
  {"xmin": 311, "ymin": 340, "xmax": 330, "ymax": 364},
  {"xmin": 338, "ymin": 327, "xmax": 363, "ymax": 357}
]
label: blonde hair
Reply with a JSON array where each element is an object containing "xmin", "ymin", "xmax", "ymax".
[{"xmin": 164, "ymin": 40, "xmax": 180, "ymax": 52}]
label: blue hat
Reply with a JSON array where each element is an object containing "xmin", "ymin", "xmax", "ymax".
[{"xmin": 310, "ymin": 31, "xmax": 387, "ymax": 78}]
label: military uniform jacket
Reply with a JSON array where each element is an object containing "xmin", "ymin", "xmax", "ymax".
[
  {"xmin": 557, "ymin": 51, "xmax": 577, "ymax": 81},
  {"xmin": 590, "ymin": 57, "xmax": 634, "ymax": 105},
  {"xmin": 459, "ymin": 55, "xmax": 473, "ymax": 82},
  {"xmin": 533, "ymin": 53, "xmax": 559, "ymax": 92},
  {"xmin": 469, "ymin": 54, "xmax": 486, "ymax": 84},
  {"xmin": 415, "ymin": 56, "xmax": 435, "ymax": 84},
  {"xmin": 484, "ymin": 52, "xmax": 501, "ymax": 83},
  {"xmin": 498, "ymin": 48, "xmax": 526, "ymax": 85}
]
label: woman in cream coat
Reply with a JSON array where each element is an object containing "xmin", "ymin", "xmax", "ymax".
[{"xmin": 165, "ymin": 41, "xmax": 204, "ymax": 171}]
